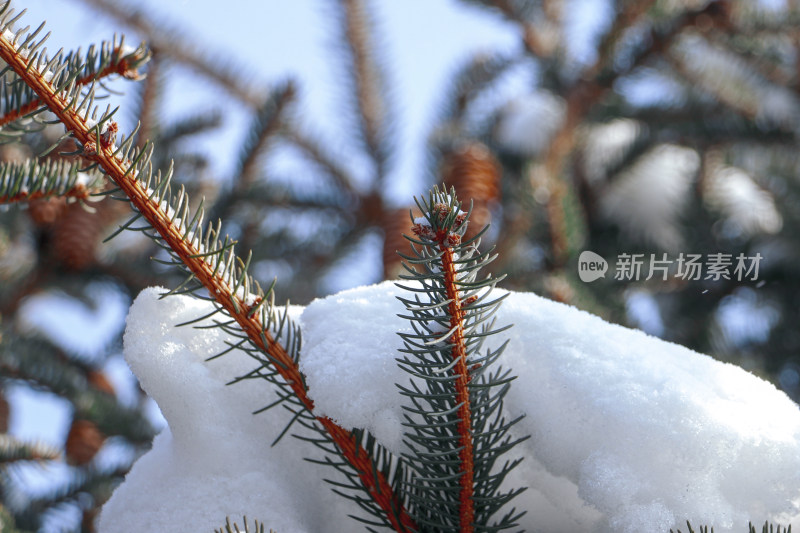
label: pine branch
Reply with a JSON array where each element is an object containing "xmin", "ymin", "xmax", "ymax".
[
  {"xmin": 0, "ymin": 34, "xmax": 148, "ymax": 129},
  {"xmin": 449, "ymin": 53, "xmax": 517, "ymax": 124},
  {"xmin": 537, "ymin": 0, "xmax": 658, "ymax": 262},
  {"xmin": 396, "ymin": 186, "xmax": 525, "ymax": 532},
  {"xmin": 335, "ymin": 0, "xmax": 392, "ymax": 181},
  {"xmin": 0, "ymin": 13, "xmax": 417, "ymax": 531},
  {"xmin": 0, "ymin": 334, "xmax": 154, "ymax": 444},
  {"xmin": 0, "ymin": 159, "xmax": 104, "ymax": 204},
  {"xmin": 282, "ymin": 126, "xmax": 359, "ymax": 197},
  {"xmin": 156, "ymin": 111, "xmax": 223, "ymax": 147},
  {"xmin": 495, "ymin": 1, "xmax": 725, "ymax": 270},
  {"xmin": 699, "ymin": 24, "xmax": 795, "ymax": 90},
  {"xmin": 432, "ymin": 207, "xmax": 476, "ymax": 531},
  {"xmin": 208, "ymin": 81, "xmax": 297, "ymax": 223},
  {"xmin": 73, "ymin": 0, "xmax": 264, "ymax": 108},
  {"xmin": 664, "ymin": 31, "xmax": 788, "ymax": 125},
  {"xmin": 0, "ymin": 434, "xmax": 60, "ymax": 464},
  {"xmin": 671, "ymin": 521, "xmax": 793, "ymax": 533},
  {"xmin": 587, "ymin": 0, "xmax": 659, "ymax": 79},
  {"xmin": 10, "ymin": 464, "xmax": 128, "ymax": 528},
  {"xmin": 130, "ymin": 50, "xmax": 163, "ymax": 148},
  {"xmin": 478, "ymin": 0, "xmax": 551, "ymax": 58},
  {"xmin": 236, "ymin": 82, "xmax": 296, "ymax": 188}
]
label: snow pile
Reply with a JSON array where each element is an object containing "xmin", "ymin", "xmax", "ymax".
[
  {"xmin": 99, "ymin": 284, "xmax": 800, "ymax": 532},
  {"xmin": 96, "ymin": 288, "xmax": 351, "ymax": 533}
]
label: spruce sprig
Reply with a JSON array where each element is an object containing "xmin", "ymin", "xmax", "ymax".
[
  {"xmin": 0, "ymin": 26, "xmax": 148, "ymax": 132},
  {"xmin": 395, "ymin": 186, "xmax": 527, "ymax": 532}
]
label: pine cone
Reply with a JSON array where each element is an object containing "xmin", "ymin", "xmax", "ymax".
[
  {"xmin": 50, "ymin": 198, "xmax": 122, "ymax": 271},
  {"xmin": 28, "ymin": 197, "xmax": 67, "ymax": 227},
  {"xmin": 440, "ymin": 141, "xmax": 501, "ymax": 240},
  {"xmin": 381, "ymin": 207, "xmax": 417, "ymax": 280},
  {"xmin": 65, "ymin": 418, "xmax": 105, "ymax": 466}
]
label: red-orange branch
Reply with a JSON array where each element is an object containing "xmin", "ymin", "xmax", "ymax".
[
  {"xmin": 0, "ymin": 47, "xmax": 144, "ymax": 128},
  {"xmin": 440, "ymin": 243, "xmax": 475, "ymax": 533},
  {"xmin": 0, "ymin": 32, "xmax": 416, "ymax": 533}
]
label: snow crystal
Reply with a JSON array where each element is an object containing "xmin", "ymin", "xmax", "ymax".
[
  {"xmin": 1, "ymin": 28, "xmax": 17, "ymax": 48},
  {"xmin": 101, "ymin": 283, "xmax": 800, "ymax": 533}
]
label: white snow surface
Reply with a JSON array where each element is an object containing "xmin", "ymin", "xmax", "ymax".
[
  {"xmin": 100, "ymin": 283, "xmax": 800, "ymax": 532},
  {"xmin": 97, "ymin": 288, "xmax": 349, "ymax": 533}
]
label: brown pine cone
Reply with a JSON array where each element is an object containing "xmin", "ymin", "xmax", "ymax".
[
  {"xmin": 28, "ymin": 197, "xmax": 67, "ymax": 227},
  {"xmin": 50, "ymin": 198, "xmax": 123, "ymax": 271},
  {"xmin": 65, "ymin": 418, "xmax": 106, "ymax": 466},
  {"xmin": 381, "ymin": 207, "xmax": 418, "ymax": 280},
  {"xmin": 440, "ymin": 141, "xmax": 501, "ymax": 240}
]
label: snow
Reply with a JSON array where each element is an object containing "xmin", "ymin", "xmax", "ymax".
[
  {"xmin": 580, "ymin": 119, "xmax": 643, "ymax": 185},
  {"xmin": 704, "ymin": 165, "xmax": 782, "ymax": 237},
  {"xmin": 494, "ymin": 90, "xmax": 566, "ymax": 157},
  {"xmin": 118, "ymin": 44, "xmax": 139, "ymax": 58},
  {"xmin": 99, "ymin": 283, "xmax": 800, "ymax": 532},
  {"xmin": 97, "ymin": 287, "xmax": 350, "ymax": 533},
  {"xmin": 599, "ymin": 143, "xmax": 700, "ymax": 251}
]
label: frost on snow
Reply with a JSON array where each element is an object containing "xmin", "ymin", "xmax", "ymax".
[{"xmin": 99, "ymin": 283, "xmax": 800, "ymax": 533}]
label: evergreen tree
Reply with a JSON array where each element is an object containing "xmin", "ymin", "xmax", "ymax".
[{"xmin": 0, "ymin": 0, "xmax": 798, "ymax": 531}]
